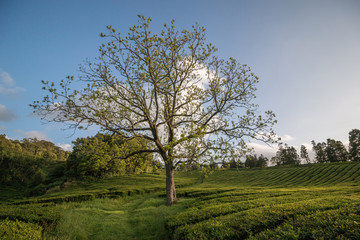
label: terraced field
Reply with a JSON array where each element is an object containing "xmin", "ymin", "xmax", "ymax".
[
  {"xmin": 201, "ymin": 161, "xmax": 360, "ymax": 187},
  {"xmin": 168, "ymin": 162, "xmax": 360, "ymax": 239},
  {"xmin": 168, "ymin": 186, "xmax": 360, "ymax": 239},
  {"xmin": 1, "ymin": 162, "xmax": 360, "ymax": 239}
]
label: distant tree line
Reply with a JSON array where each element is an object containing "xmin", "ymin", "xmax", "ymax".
[
  {"xmin": 244, "ymin": 155, "xmax": 268, "ymax": 168},
  {"xmin": 218, "ymin": 128, "xmax": 360, "ymax": 168},
  {"xmin": 271, "ymin": 129, "xmax": 360, "ymax": 166},
  {"xmin": 175, "ymin": 129, "xmax": 360, "ymax": 169}
]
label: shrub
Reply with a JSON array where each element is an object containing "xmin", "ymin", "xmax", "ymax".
[{"xmin": 0, "ymin": 219, "xmax": 42, "ymax": 240}]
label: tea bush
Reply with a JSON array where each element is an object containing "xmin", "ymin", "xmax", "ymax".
[{"xmin": 0, "ymin": 219, "xmax": 42, "ymax": 240}]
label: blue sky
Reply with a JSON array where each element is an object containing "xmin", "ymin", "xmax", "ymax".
[{"xmin": 1, "ymin": 0, "xmax": 359, "ymax": 155}]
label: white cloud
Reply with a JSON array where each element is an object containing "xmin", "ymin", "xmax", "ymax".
[
  {"xmin": 0, "ymin": 70, "xmax": 25, "ymax": 96},
  {"xmin": 248, "ymin": 141, "xmax": 316, "ymax": 163},
  {"xmin": 16, "ymin": 130, "xmax": 49, "ymax": 140},
  {"xmin": 247, "ymin": 142, "xmax": 277, "ymax": 158},
  {"xmin": 300, "ymin": 143, "xmax": 313, "ymax": 151},
  {"xmin": 281, "ymin": 134, "xmax": 294, "ymax": 142},
  {"xmin": 0, "ymin": 104, "xmax": 17, "ymax": 121},
  {"xmin": 57, "ymin": 143, "xmax": 73, "ymax": 151},
  {"xmin": 0, "ymin": 85, "xmax": 26, "ymax": 95},
  {"xmin": 0, "ymin": 71, "xmax": 15, "ymax": 86}
]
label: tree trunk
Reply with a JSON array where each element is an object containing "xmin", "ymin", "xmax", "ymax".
[{"xmin": 165, "ymin": 162, "xmax": 177, "ymax": 206}]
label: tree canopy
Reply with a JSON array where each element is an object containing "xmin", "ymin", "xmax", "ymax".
[
  {"xmin": 245, "ymin": 154, "xmax": 268, "ymax": 168},
  {"xmin": 312, "ymin": 139, "xmax": 349, "ymax": 163},
  {"xmin": 31, "ymin": 16, "xmax": 278, "ymax": 205},
  {"xmin": 311, "ymin": 140, "xmax": 327, "ymax": 163},
  {"xmin": 349, "ymin": 129, "xmax": 360, "ymax": 161},
  {"xmin": 300, "ymin": 145, "xmax": 311, "ymax": 164},
  {"xmin": 325, "ymin": 138, "xmax": 348, "ymax": 163},
  {"xmin": 0, "ymin": 135, "xmax": 69, "ymax": 186},
  {"xmin": 66, "ymin": 133, "xmax": 154, "ymax": 178},
  {"xmin": 272, "ymin": 144, "xmax": 300, "ymax": 166}
]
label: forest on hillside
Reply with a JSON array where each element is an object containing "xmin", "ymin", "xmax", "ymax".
[
  {"xmin": 1, "ymin": 128, "xmax": 360, "ymax": 197},
  {"xmin": 0, "ymin": 133, "xmax": 159, "ymax": 196}
]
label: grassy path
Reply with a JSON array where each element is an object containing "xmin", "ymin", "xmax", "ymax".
[{"xmin": 48, "ymin": 194, "xmax": 191, "ymax": 240}]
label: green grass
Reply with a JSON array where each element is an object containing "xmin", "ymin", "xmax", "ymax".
[
  {"xmin": 1, "ymin": 161, "xmax": 360, "ymax": 239},
  {"xmin": 46, "ymin": 195, "xmax": 191, "ymax": 240}
]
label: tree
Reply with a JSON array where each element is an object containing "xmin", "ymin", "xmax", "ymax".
[
  {"xmin": 31, "ymin": 16, "xmax": 277, "ymax": 205},
  {"xmin": 334, "ymin": 140, "xmax": 349, "ymax": 162},
  {"xmin": 270, "ymin": 156, "xmax": 279, "ymax": 166},
  {"xmin": 66, "ymin": 133, "xmax": 153, "ymax": 178},
  {"xmin": 245, "ymin": 155, "xmax": 257, "ymax": 168},
  {"xmin": 311, "ymin": 140, "xmax": 327, "ymax": 163},
  {"xmin": 311, "ymin": 139, "xmax": 348, "ymax": 163},
  {"xmin": 229, "ymin": 158, "xmax": 244, "ymax": 169},
  {"xmin": 245, "ymin": 154, "xmax": 268, "ymax": 168},
  {"xmin": 349, "ymin": 129, "xmax": 360, "ymax": 161},
  {"xmin": 275, "ymin": 144, "xmax": 300, "ymax": 165},
  {"xmin": 325, "ymin": 138, "xmax": 348, "ymax": 162},
  {"xmin": 257, "ymin": 154, "xmax": 268, "ymax": 168},
  {"xmin": 300, "ymin": 145, "xmax": 311, "ymax": 164}
]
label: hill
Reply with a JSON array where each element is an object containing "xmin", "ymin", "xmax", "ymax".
[
  {"xmin": 0, "ymin": 161, "xmax": 359, "ymax": 239},
  {"xmin": 203, "ymin": 161, "xmax": 360, "ymax": 187}
]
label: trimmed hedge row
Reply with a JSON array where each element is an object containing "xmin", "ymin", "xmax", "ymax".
[
  {"xmin": 202, "ymin": 162, "xmax": 360, "ymax": 188},
  {"xmin": 11, "ymin": 186, "xmax": 165, "ymax": 205},
  {"xmin": 0, "ymin": 203, "xmax": 60, "ymax": 229},
  {"xmin": 167, "ymin": 191, "xmax": 316, "ymax": 230},
  {"xmin": 169, "ymin": 194, "xmax": 359, "ymax": 239},
  {"xmin": 251, "ymin": 204, "xmax": 360, "ymax": 239},
  {"xmin": 0, "ymin": 219, "xmax": 42, "ymax": 240}
]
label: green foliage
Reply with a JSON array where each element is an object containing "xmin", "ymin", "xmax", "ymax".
[
  {"xmin": 251, "ymin": 205, "xmax": 360, "ymax": 239},
  {"xmin": 0, "ymin": 162, "xmax": 360, "ymax": 239},
  {"xmin": 0, "ymin": 135, "xmax": 69, "ymax": 162},
  {"xmin": 312, "ymin": 140, "xmax": 327, "ymax": 163},
  {"xmin": 203, "ymin": 162, "xmax": 360, "ymax": 187},
  {"xmin": 326, "ymin": 138, "xmax": 349, "ymax": 162},
  {"xmin": 167, "ymin": 181, "xmax": 360, "ymax": 239},
  {"xmin": 0, "ymin": 202, "xmax": 61, "ymax": 229},
  {"xmin": 0, "ymin": 135, "xmax": 69, "ymax": 186},
  {"xmin": 349, "ymin": 129, "xmax": 360, "ymax": 161},
  {"xmin": 0, "ymin": 185, "xmax": 26, "ymax": 202},
  {"xmin": 300, "ymin": 144, "xmax": 311, "ymax": 164},
  {"xmin": 177, "ymin": 160, "xmax": 204, "ymax": 171},
  {"xmin": 312, "ymin": 139, "xmax": 349, "ymax": 163},
  {"xmin": 66, "ymin": 133, "xmax": 154, "ymax": 178},
  {"xmin": 31, "ymin": 15, "xmax": 278, "ymax": 205},
  {"xmin": 245, "ymin": 154, "xmax": 268, "ymax": 168},
  {"xmin": 0, "ymin": 219, "xmax": 42, "ymax": 240},
  {"xmin": 168, "ymin": 190, "xmax": 360, "ymax": 240},
  {"xmin": 47, "ymin": 195, "xmax": 190, "ymax": 240},
  {"xmin": 165, "ymin": 162, "xmax": 360, "ymax": 239},
  {"xmin": 0, "ymin": 171, "xmax": 200, "ymax": 239},
  {"xmin": 272, "ymin": 144, "xmax": 300, "ymax": 166},
  {"xmin": 4, "ymin": 171, "xmax": 199, "ymax": 206}
]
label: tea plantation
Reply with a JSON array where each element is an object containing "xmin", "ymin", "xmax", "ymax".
[{"xmin": 1, "ymin": 162, "xmax": 359, "ymax": 239}]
